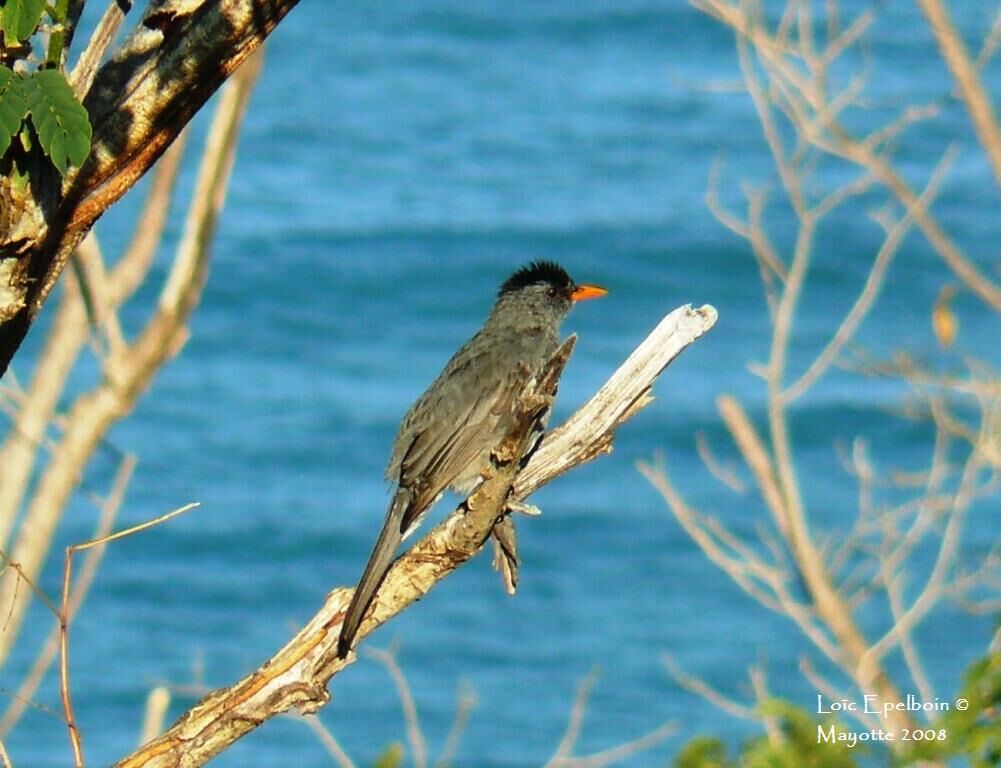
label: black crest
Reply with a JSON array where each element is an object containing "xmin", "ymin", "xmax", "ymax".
[{"xmin": 499, "ymin": 260, "xmax": 574, "ymax": 297}]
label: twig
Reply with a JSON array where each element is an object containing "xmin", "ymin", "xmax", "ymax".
[
  {"xmin": 367, "ymin": 646, "xmax": 427, "ymax": 768},
  {"xmin": 917, "ymin": 0, "xmax": 1001, "ymax": 189},
  {"xmin": 0, "ymin": 454, "xmax": 134, "ymax": 738},
  {"xmin": 60, "ymin": 503, "xmax": 199, "ymax": 767},
  {"xmin": 695, "ymin": 431, "xmax": 746, "ymax": 493},
  {"xmin": 435, "ymin": 680, "xmax": 476, "ymax": 768},
  {"xmin": 663, "ymin": 653, "xmax": 756, "ymax": 721},
  {"xmin": 542, "ymin": 668, "xmax": 675, "ymax": 768},
  {"xmin": 298, "ymin": 715, "xmax": 355, "ymax": 768},
  {"xmin": 544, "ymin": 670, "xmax": 599, "ymax": 767},
  {"xmin": 138, "ymin": 688, "xmax": 172, "ymax": 747},
  {"xmin": 547, "ymin": 722, "xmax": 676, "ymax": 768},
  {"xmin": 781, "ymin": 144, "xmax": 957, "ymax": 402},
  {"xmin": 716, "ymin": 396, "xmax": 789, "ymax": 537},
  {"xmin": 70, "ymin": 0, "xmax": 130, "ymax": 99}
]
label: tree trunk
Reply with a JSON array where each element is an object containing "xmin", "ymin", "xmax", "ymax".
[{"xmin": 0, "ymin": 0, "xmax": 300, "ymax": 377}]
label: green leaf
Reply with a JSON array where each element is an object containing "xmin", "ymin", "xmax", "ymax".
[
  {"xmin": 372, "ymin": 743, "xmax": 404, "ymax": 768},
  {"xmin": 23, "ymin": 68, "xmax": 91, "ymax": 176},
  {"xmin": 1, "ymin": 0, "xmax": 47, "ymax": 43},
  {"xmin": 675, "ymin": 736, "xmax": 735, "ymax": 768},
  {"xmin": 0, "ymin": 65, "xmax": 28, "ymax": 158}
]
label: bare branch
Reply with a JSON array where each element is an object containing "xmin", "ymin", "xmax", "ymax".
[
  {"xmin": 515, "ymin": 304, "xmax": 718, "ymax": 497},
  {"xmin": 0, "ymin": 46, "xmax": 262, "ymax": 664},
  {"xmin": 545, "ymin": 670, "xmax": 676, "ymax": 768},
  {"xmin": 695, "ymin": 430, "xmax": 747, "ymax": 493},
  {"xmin": 435, "ymin": 680, "xmax": 477, "ymax": 768},
  {"xmin": 0, "ymin": 454, "xmax": 133, "ymax": 738},
  {"xmin": 917, "ymin": 0, "xmax": 1001, "ymax": 189},
  {"xmin": 112, "ymin": 304, "xmax": 716, "ymax": 768},
  {"xmin": 139, "ymin": 688, "xmax": 172, "ymax": 748},
  {"xmin": 663, "ymin": 653, "xmax": 756, "ymax": 721},
  {"xmin": 70, "ymin": 0, "xmax": 130, "ymax": 99},
  {"xmin": 297, "ymin": 715, "xmax": 355, "ymax": 768},
  {"xmin": 544, "ymin": 669, "xmax": 599, "ymax": 768},
  {"xmin": 367, "ymin": 646, "xmax": 427, "ymax": 768},
  {"xmin": 60, "ymin": 502, "xmax": 198, "ymax": 766},
  {"xmin": 782, "ymin": 145, "xmax": 957, "ymax": 402}
]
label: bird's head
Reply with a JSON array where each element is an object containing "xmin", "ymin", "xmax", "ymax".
[{"xmin": 495, "ymin": 260, "xmax": 607, "ymax": 325}]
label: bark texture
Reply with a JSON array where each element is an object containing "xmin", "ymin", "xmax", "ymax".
[{"xmin": 0, "ymin": 0, "xmax": 300, "ymax": 376}]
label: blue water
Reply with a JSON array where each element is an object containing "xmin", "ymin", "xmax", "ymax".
[{"xmin": 4, "ymin": 1, "xmax": 1000, "ymax": 766}]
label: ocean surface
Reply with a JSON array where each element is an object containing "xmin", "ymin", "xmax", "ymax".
[{"xmin": 3, "ymin": 1, "xmax": 1000, "ymax": 766}]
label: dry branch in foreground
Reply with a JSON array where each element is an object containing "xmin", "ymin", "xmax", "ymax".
[{"xmin": 114, "ymin": 303, "xmax": 718, "ymax": 768}]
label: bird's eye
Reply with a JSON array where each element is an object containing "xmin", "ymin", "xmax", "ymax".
[{"xmin": 547, "ymin": 286, "xmax": 559, "ymax": 298}]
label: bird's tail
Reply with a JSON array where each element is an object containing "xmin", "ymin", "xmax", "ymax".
[{"xmin": 337, "ymin": 490, "xmax": 410, "ymax": 658}]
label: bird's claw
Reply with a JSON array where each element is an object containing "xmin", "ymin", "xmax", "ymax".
[
  {"xmin": 505, "ymin": 499, "xmax": 541, "ymax": 517},
  {"xmin": 491, "ymin": 517, "xmax": 519, "ymax": 594}
]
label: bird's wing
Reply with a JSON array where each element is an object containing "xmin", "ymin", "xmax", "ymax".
[{"xmin": 395, "ymin": 350, "xmax": 533, "ymax": 532}]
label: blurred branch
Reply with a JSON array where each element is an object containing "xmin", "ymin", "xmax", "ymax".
[
  {"xmin": 297, "ymin": 715, "xmax": 355, "ymax": 768},
  {"xmin": 543, "ymin": 670, "xmax": 676, "ymax": 768},
  {"xmin": 669, "ymin": 0, "xmax": 1001, "ymax": 753},
  {"xmin": 917, "ymin": 0, "xmax": 1001, "ymax": 189},
  {"xmin": 138, "ymin": 688, "xmax": 172, "ymax": 749},
  {"xmin": 0, "ymin": 45, "xmax": 263, "ymax": 665},
  {"xmin": 781, "ymin": 145, "xmax": 957, "ymax": 403},
  {"xmin": 695, "ymin": 0, "xmax": 1001, "ymax": 312},
  {"xmin": 0, "ymin": 454, "xmax": 133, "ymax": 738},
  {"xmin": 70, "ymin": 0, "xmax": 130, "ymax": 99},
  {"xmin": 435, "ymin": 680, "xmax": 476, "ymax": 768},
  {"xmin": 367, "ymin": 646, "xmax": 427, "ymax": 768},
  {"xmin": 663, "ymin": 653, "xmax": 756, "ymax": 722}
]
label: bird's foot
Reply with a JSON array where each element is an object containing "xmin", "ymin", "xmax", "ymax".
[
  {"xmin": 506, "ymin": 499, "xmax": 541, "ymax": 517},
  {"xmin": 491, "ymin": 516, "xmax": 519, "ymax": 595}
]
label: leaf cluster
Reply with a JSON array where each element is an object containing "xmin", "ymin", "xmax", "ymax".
[
  {"xmin": 0, "ymin": 0, "xmax": 91, "ymax": 177},
  {"xmin": 893, "ymin": 646, "xmax": 1001, "ymax": 767},
  {"xmin": 673, "ymin": 648, "xmax": 1001, "ymax": 768},
  {"xmin": 675, "ymin": 701, "xmax": 861, "ymax": 768}
]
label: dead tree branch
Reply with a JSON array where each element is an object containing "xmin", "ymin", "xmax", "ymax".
[
  {"xmin": 112, "ymin": 303, "xmax": 717, "ymax": 768},
  {"xmin": 0, "ymin": 47, "xmax": 263, "ymax": 664}
]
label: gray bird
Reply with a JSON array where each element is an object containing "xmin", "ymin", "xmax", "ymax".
[{"xmin": 337, "ymin": 261, "xmax": 606, "ymax": 658}]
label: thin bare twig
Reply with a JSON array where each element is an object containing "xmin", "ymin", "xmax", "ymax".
[
  {"xmin": 544, "ymin": 670, "xmax": 676, "ymax": 768},
  {"xmin": 367, "ymin": 646, "xmax": 427, "ymax": 768},
  {"xmin": 663, "ymin": 654, "xmax": 756, "ymax": 721},
  {"xmin": 0, "ymin": 454, "xmax": 134, "ymax": 738},
  {"xmin": 138, "ymin": 688, "xmax": 172, "ymax": 747},
  {"xmin": 435, "ymin": 680, "xmax": 476, "ymax": 768},
  {"xmin": 60, "ymin": 503, "xmax": 199, "ymax": 767},
  {"xmin": 781, "ymin": 144, "xmax": 958, "ymax": 402},
  {"xmin": 297, "ymin": 715, "xmax": 355, "ymax": 768},
  {"xmin": 544, "ymin": 670, "xmax": 600, "ymax": 768}
]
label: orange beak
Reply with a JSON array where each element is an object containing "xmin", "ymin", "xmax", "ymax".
[{"xmin": 570, "ymin": 283, "xmax": 608, "ymax": 302}]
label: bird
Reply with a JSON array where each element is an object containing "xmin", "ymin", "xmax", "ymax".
[{"xmin": 337, "ymin": 260, "xmax": 607, "ymax": 658}]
